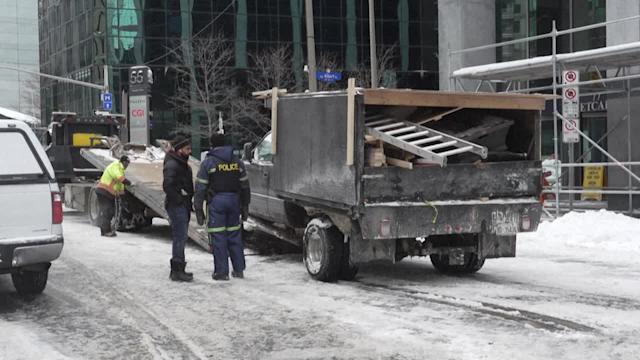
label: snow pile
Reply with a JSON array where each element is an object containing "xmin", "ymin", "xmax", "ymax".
[{"xmin": 519, "ymin": 210, "xmax": 640, "ymax": 263}]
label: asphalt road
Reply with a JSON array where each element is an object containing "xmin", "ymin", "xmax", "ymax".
[{"xmin": 0, "ymin": 210, "xmax": 638, "ymax": 359}]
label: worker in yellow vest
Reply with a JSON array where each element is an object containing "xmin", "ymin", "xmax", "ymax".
[{"xmin": 95, "ymin": 155, "xmax": 132, "ymax": 237}]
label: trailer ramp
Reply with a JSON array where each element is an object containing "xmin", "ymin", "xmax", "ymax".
[
  {"xmin": 80, "ymin": 148, "xmax": 210, "ymax": 251},
  {"xmin": 365, "ymin": 118, "xmax": 488, "ymax": 167}
]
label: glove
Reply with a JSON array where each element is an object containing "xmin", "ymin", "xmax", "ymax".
[
  {"xmin": 196, "ymin": 209, "xmax": 205, "ymax": 226},
  {"xmin": 241, "ymin": 206, "xmax": 249, "ymax": 221},
  {"xmin": 123, "ymin": 179, "xmax": 132, "ymax": 186}
]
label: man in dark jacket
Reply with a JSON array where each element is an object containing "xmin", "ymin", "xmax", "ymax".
[
  {"xmin": 163, "ymin": 134, "xmax": 194, "ymax": 282},
  {"xmin": 194, "ymin": 133, "xmax": 250, "ymax": 281}
]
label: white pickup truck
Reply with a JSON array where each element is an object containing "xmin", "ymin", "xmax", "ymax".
[{"xmin": 0, "ymin": 119, "xmax": 64, "ymax": 295}]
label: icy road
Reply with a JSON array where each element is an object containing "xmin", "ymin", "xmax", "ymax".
[{"xmin": 1, "ymin": 209, "xmax": 639, "ymax": 359}]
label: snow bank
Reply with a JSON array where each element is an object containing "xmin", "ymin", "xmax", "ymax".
[{"xmin": 518, "ymin": 210, "xmax": 640, "ymax": 263}]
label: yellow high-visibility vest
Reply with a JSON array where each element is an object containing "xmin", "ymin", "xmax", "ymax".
[{"xmin": 97, "ymin": 160, "xmax": 126, "ymax": 196}]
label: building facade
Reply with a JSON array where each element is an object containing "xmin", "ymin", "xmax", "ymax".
[
  {"xmin": 38, "ymin": 0, "xmax": 439, "ymax": 141},
  {"xmin": 0, "ymin": 0, "xmax": 40, "ymax": 118},
  {"xmin": 440, "ymin": 0, "xmax": 640, "ymax": 213}
]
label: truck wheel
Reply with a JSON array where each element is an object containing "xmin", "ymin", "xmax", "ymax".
[
  {"xmin": 303, "ymin": 218, "xmax": 343, "ymax": 282},
  {"xmin": 12, "ymin": 268, "xmax": 49, "ymax": 295},
  {"xmin": 429, "ymin": 253, "xmax": 485, "ymax": 274},
  {"xmin": 88, "ymin": 187, "xmax": 100, "ymax": 226},
  {"xmin": 339, "ymin": 240, "xmax": 359, "ymax": 281}
]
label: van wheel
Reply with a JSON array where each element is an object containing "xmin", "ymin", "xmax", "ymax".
[
  {"xmin": 12, "ymin": 268, "xmax": 49, "ymax": 295},
  {"xmin": 429, "ymin": 253, "xmax": 485, "ymax": 274},
  {"xmin": 303, "ymin": 218, "xmax": 342, "ymax": 282},
  {"xmin": 339, "ymin": 240, "xmax": 359, "ymax": 281},
  {"xmin": 88, "ymin": 187, "xmax": 100, "ymax": 226}
]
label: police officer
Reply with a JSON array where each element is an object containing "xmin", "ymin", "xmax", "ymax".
[
  {"xmin": 95, "ymin": 155, "xmax": 131, "ymax": 237},
  {"xmin": 194, "ymin": 133, "xmax": 250, "ymax": 281}
]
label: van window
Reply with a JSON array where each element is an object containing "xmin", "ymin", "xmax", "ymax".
[{"xmin": 0, "ymin": 131, "xmax": 44, "ymax": 177}]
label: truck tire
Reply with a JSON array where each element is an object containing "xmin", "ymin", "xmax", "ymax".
[
  {"xmin": 429, "ymin": 253, "xmax": 485, "ymax": 274},
  {"xmin": 88, "ymin": 187, "xmax": 100, "ymax": 226},
  {"xmin": 12, "ymin": 268, "xmax": 49, "ymax": 295},
  {"xmin": 339, "ymin": 240, "xmax": 359, "ymax": 281},
  {"xmin": 303, "ymin": 218, "xmax": 343, "ymax": 282}
]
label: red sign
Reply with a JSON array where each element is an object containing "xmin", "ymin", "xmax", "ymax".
[
  {"xmin": 564, "ymin": 71, "xmax": 577, "ymax": 83},
  {"xmin": 564, "ymin": 88, "xmax": 577, "ymax": 100},
  {"xmin": 563, "ymin": 118, "xmax": 577, "ymax": 131},
  {"xmin": 131, "ymin": 109, "xmax": 145, "ymax": 117}
]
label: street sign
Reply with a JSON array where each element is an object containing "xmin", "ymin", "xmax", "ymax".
[
  {"xmin": 101, "ymin": 92, "xmax": 113, "ymax": 111},
  {"xmin": 562, "ymin": 70, "xmax": 580, "ymax": 143},
  {"xmin": 316, "ymin": 71, "xmax": 342, "ymax": 83}
]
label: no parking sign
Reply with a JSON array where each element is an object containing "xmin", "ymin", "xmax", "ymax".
[{"xmin": 562, "ymin": 70, "xmax": 580, "ymax": 143}]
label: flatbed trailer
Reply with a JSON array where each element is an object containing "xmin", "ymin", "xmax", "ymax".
[{"xmin": 80, "ymin": 148, "xmax": 210, "ymax": 251}]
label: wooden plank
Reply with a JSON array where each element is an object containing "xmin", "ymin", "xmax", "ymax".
[
  {"xmin": 271, "ymin": 87, "xmax": 279, "ymax": 155},
  {"xmin": 346, "ymin": 78, "xmax": 356, "ymax": 165},
  {"xmin": 386, "ymin": 156, "xmax": 413, "ymax": 170},
  {"xmin": 363, "ymin": 89, "xmax": 546, "ymax": 111},
  {"xmin": 416, "ymin": 107, "xmax": 463, "ymax": 125}
]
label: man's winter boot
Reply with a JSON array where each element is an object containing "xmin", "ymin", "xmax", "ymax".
[
  {"xmin": 212, "ymin": 273, "xmax": 229, "ymax": 281},
  {"xmin": 178, "ymin": 262, "xmax": 193, "ymax": 281},
  {"xmin": 232, "ymin": 271, "xmax": 244, "ymax": 279},
  {"xmin": 170, "ymin": 260, "xmax": 193, "ymax": 282}
]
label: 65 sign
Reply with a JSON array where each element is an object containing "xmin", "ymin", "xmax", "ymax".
[{"xmin": 129, "ymin": 66, "xmax": 153, "ymax": 96}]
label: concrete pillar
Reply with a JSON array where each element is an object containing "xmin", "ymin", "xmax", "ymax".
[
  {"xmin": 438, "ymin": 0, "xmax": 496, "ymax": 90},
  {"xmin": 606, "ymin": 1, "xmax": 640, "ymax": 212}
]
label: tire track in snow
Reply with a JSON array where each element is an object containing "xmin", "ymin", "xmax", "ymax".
[
  {"xmin": 50, "ymin": 257, "xmax": 209, "ymax": 359},
  {"xmin": 469, "ymin": 275, "xmax": 640, "ymax": 311},
  {"xmin": 355, "ymin": 281, "xmax": 597, "ymax": 333}
]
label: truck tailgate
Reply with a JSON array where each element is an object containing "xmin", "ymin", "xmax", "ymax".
[{"xmin": 362, "ymin": 160, "xmax": 541, "ymax": 203}]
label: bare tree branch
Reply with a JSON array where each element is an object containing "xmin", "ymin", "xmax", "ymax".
[
  {"xmin": 167, "ymin": 34, "xmax": 236, "ymax": 140},
  {"xmin": 229, "ymin": 45, "xmax": 297, "ymax": 144},
  {"xmin": 355, "ymin": 44, "xmax": 399, "ymax": 88}
]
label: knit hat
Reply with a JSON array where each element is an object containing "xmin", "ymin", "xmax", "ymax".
[
  {"xmin": 119, "ymin": 155, "xmax": 130, "ymax": 164},
  {"xmin": 172, "ymin": 134, "xmax": 191, "ymax": 151},
  {"xmin": 209, "ymin": 133, "xmax": 225, "ymax": 148}
]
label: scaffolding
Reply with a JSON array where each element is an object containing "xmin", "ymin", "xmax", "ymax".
[{"xmin": 448, "ymin": 15, "xmax": 640, "ymax": 218}]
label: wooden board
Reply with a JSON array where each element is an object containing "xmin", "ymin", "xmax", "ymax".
[{"xmin": 363, "ymin": 89, "xmax": 546, "ymax": 111}]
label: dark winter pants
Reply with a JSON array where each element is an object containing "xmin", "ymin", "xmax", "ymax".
[
  {"xmin": 167, "ymin": 205, "xmax": 191, "ymax": 263},
  {"xmin": 97, "ymin": 191, "xmax": 115, "ymax": 234},
  {"xmin": 207, "ymin": 192, "xmax": 245, "ymax": 275}
]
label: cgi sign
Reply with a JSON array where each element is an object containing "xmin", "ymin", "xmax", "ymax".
[{"xmin": 129, "ymin": 95, "xmax": 149, "ymax": 145}]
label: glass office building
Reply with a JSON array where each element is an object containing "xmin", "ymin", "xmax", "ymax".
[
  {"xmin": 0, "ymin": 1, "xmax": 39, "ymax": 117},
  {"xmin": 38, "ymin": 0, "xmax": 439, "ymax": 137}
]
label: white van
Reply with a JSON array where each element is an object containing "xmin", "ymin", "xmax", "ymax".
[{"xmin": 0, "ymin": 120, "xmax": 63, "ymax": 295}]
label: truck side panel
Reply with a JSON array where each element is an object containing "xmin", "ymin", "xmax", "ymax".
[
  {"xmin": 273, "ymin": 94, "xmax": 359, "ymax": 207},
  {"xmin": 363, "ymin": 161, "xmax": 542, "ymax": 202}
]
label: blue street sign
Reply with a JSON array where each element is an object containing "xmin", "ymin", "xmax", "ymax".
[
  {"xmin": 102, "ymin": 92, "xmax": 113, "ymax": 111},
  {"xmin": 316, "ymin": 72, "xmax": 342, "ymax": 83}
]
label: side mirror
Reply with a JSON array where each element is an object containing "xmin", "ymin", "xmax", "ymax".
[{"xmin": 242, "ymin": 142, "xmax": 253, "ymax": 161}]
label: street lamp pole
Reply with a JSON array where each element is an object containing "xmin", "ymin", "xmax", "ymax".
[
  {"xmin": 304, "ymin": 0, "xmax": 318, "ymax": 92},
  {"xmin": 368, "ymin": 0, "xmax": 378, "ymax": 88}
]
